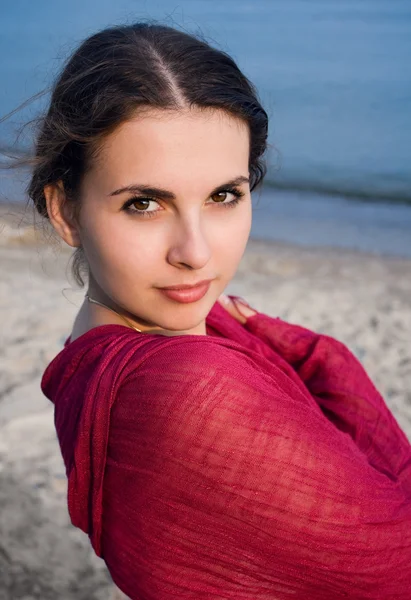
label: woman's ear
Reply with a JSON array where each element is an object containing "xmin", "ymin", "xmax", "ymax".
[{"xmin": 43, "ymin": 180, "xmax": 81, "ymax": 248}]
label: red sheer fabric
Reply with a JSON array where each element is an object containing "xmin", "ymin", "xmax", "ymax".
[{"xmin": 41, "ymin": 298, "xmax": 411, "ymax": 599}]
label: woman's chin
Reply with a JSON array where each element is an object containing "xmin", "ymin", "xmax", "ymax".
[{"xmin": 148, "ymin": 312, "xmax": 210, "ymax": 336}]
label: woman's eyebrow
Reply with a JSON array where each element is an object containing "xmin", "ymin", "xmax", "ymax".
[{"xmin": 108, "ymin": 176, "xmax": 250, "ymax": 199}]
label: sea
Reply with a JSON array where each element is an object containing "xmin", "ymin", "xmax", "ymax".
[{"xmin": 0, "ymin": 0, "xmax": 410, "ymax": 256}]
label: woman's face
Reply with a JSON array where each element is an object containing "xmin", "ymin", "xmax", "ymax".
[{"xmin": 75, "ymin": 107, "xmax": 252, "ymax": 336}]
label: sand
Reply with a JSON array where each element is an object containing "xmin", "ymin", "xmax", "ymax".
[{"xmin": 1, "ymin": 201, "xmax": 410, "ymax": 599}]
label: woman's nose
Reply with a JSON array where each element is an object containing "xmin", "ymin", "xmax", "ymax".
[{"xmin": 166, "ymin": 218, "xmax": 212, "ymax": 270}]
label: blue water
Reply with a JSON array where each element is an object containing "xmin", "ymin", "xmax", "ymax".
[
  {"xmin": 251, "ymin": 188, "xmax": 411, "ymax": 257},
  {"xmin": 0, "ymin": 0, "xmax": 410, "ymax": 255}
]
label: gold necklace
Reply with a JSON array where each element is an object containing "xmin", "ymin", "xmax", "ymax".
[{"xmin": 85, "ymin": 294, "xmax": 143, "ymax": 333}]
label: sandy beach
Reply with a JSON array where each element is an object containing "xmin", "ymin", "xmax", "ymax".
[{"xmin": 1, "ymin": 201, "xmax": 410, "ymax": 599}]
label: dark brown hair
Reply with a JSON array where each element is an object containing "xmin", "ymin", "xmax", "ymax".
[{"xmin": 8, "ymin": 22, "xmax": 268, "ymax": 285}]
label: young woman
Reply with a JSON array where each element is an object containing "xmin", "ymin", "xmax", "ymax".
[{"xmin": 24, "ymin": 22, "xmax": 411, "ymax": 599}]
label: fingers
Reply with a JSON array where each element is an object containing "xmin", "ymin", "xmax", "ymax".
[{"xmin": 217, "ymin": 294, "xmax": 257, "ymax": 324}]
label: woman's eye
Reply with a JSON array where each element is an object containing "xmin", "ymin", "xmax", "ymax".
[
  {"xmin": 211, "ymin": 191, "xmax": 229, "ymax": 203},
  {"xmin": 124, "ymin": 197, "xmax": 160, "ymax": 217},
  {"xmin": 210, "ymin": 190, "xmax": 242, "ymax": 205}
]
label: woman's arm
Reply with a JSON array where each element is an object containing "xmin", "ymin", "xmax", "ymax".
[
  {"xmin": 224, "ymin": 296, "xmax": 411, "ymax": 496},
  {"xmin": 102, "ymin": 339, "xmax": 411, "ymax": 599}
]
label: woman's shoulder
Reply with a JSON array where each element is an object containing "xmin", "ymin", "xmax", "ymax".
[{"xmin": 42, "ymin": 322, "xmax": 257, "ymax": 400}]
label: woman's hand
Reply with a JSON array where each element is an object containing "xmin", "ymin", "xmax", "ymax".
[{"xmin": 217, "ymin": 294, "xmax": 257, "ymax": 324}]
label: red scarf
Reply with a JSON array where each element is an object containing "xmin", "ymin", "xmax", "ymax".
[{"xmin": 42, "ymin": 298, "xmax": 411, "ymax": 599}]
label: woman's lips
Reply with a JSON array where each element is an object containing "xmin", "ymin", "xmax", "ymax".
[{"xmin": 158, "ymin": 280, "xmax": 212, "ymax": 303}]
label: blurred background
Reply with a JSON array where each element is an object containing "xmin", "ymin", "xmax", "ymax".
[
  {"xmin": 0, "ymin": 2, "xmax": 410, "ymax": 599},
  {"xmin": 1, "ymin": 0, "xmax": 410, "ymax": 255}
]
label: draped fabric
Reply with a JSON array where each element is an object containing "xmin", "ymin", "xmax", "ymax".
[{"xmin": 41, "ymin": 297, "xmax": 411, "ymax": 599}]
